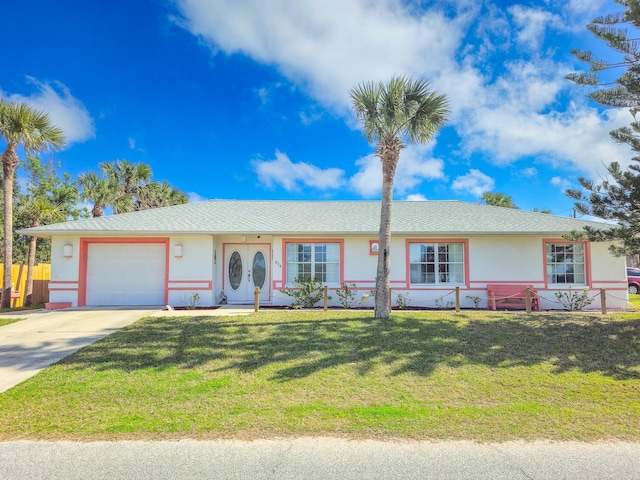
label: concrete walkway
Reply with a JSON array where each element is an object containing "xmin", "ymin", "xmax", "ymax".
[{"xmin": 0, "ymin": 306, "xmax": 253, "ymax": 392}]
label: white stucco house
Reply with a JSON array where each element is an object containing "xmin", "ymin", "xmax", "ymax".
[{"xmin": 20, "ymin": 200, "xmax": 628, "ymax": 310}]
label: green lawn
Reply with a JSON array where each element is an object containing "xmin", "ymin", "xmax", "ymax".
[
  {"xmin": 630, "ymin": 293, "xmax": 640, "ymax": 309},
  {"xmin": 0, "ymin": 317, "xmax": 24, "ymax": 327},
  {"xmin": 0, "ymin": 310, "xmax": 639, "ymax": 441}
]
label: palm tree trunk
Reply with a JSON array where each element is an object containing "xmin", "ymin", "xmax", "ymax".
[
  {"xmin": 374, "ymin": 162, "xmax": 396, "ymax": 319},
  {"xmin": 2, "ymin": 148, "xmax": 17, "ymax": 309},
  {"xmin": 24, "ymin": 234, "xmax": 37, "ymax": 307}
]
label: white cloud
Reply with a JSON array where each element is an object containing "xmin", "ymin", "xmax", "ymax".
[
  {"xmin": 521, "ymin": 167, "xmax": 538, "ymax": 178},
  {"xmin": 451, "ymin": 169, "xmax": 495, "ymax": 197},
  {"xmin": 349, "ymin": 145, "xmax": 445, "ymax": 197},
  {"xmin": 0, "ymin": 77, "xmax": 95, "ymax": 145},
  {"xmin": 174, "ymin": 0, "xmax": 468, "ymax": 112},
  {"xmin": 508, "ymin": 6, "xmax": 562, "ymax": 51},
  {"xmin": 551, "ymin": 176, "xmax": 571, "ymax": 190},
  {"xmin": 405, "ymin": 193, "xmax": 428, "ymax": 201},
  {"xmin": 174, "ymin": 0, "xmax": 630, "ymax": 189},
  {"xmin": 187, "ymin": 191, "xmax": 208, "ymax": 203},
  {"xmin": 252, "ymin": 150, "xmax": 346, "ymax": 191}
]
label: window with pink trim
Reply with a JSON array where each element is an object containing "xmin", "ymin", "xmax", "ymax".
[
  {"xmin": 286, "ymin": 242, "xmax": 340, "ymax": 285},
  {"xmin": 546, "ymin": 242, "xmax": 586, "ymax": 284},
  {"xmin": 409, "ymin": 242, "xmax": 465, "ymax": 285}
]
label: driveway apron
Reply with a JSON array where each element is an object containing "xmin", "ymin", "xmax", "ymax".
[{"xmin": 0, "ymin": 307, "xmax": 161, "ymax": 393}]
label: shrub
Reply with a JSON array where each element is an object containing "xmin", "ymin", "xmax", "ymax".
[
  {"xmin": 465, "ymin": 295, "xmax": 481, "ymax": 309},
  {"xmin": 280, "ymin": 276, "xmax": 329, "ymax": 308},
  {"xmin": 395, "ymin": 292, "xmax": 410, "ymax": 309},
  {"xmin": 335, "ymin": 283, "xmax": 357, "ymax": 308},
  {"xmin": 183, "ymin": 291, "xmax": 200, "ymax": 309},
  {"xmin": 555, "ymin": 288, "xmax": 593, "ymax": 311}
]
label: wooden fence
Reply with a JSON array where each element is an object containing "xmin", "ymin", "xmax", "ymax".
[{"xmin": 0, "ymin": 264, "xmax": 51, "ymax": 307}]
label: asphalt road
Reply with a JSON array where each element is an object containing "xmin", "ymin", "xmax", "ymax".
[{"xmin": 1, "ymin": 438, "xmax": 639, "ymax": 480}]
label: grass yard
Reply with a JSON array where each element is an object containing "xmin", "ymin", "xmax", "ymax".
[
  {"xmin": 0, "ymin": 317, "xmax": 24, "ymax": 327},
  {"xmin": 0, "ymin": 310, "xmax": 639, "ymax": 441}
]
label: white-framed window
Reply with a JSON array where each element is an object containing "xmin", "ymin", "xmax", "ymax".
[
  {"xmin": 409, "ymin": 242, "xmax": 465, "ymax": 285},
  {"xmin": 546, "ymin": 242, "xmax": 586, "ymax": 284},
  {"xmin": 286, "ymin": 242, "xmax": 340, "ymax": 284}
]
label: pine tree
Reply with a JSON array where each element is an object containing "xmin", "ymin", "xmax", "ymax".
[{"xmin": 566, "ymin": 0, "xmax": 640, "ymax": 255}]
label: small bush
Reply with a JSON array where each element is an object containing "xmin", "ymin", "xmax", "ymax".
[
  {"xmin": 555, "ymin": 288, "xmax": 593, "ymax": 311},
  {"xmin": 465, "ymin": 295, "xmax": 481, "ymax": 309},
  {"xmin": 335, "ymin": 283, "xmax": 357, "ymax": 308},
  {"xmin": 435, "ymin": 294, "xmax": 454, "ymax": 309},
  {"xmin": 183, "ymin": 292, "xmax": 200, "ymax": 309},
  {"xmin": 395, "ymin": 292, "xmax": 410, "ymax": 309},
  {"xmin": 280, "ymin": 276, "xmax": 329, "ymax": 308}
]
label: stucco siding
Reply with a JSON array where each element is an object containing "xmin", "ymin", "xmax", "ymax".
[
  {"xmin": 48, "ymin": 237, "xmax": 81, "ymax": 305},
  {"xmin": 167, "ymin": 235, "xmax": 215, "ymax": 306}
]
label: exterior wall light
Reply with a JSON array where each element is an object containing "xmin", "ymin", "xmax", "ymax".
[
  {"xmin": 174, "ymin": 244, "xmax": 183, "ymax": 258},
  {"xmin": 63, "ymin": 244, "xmax": 73, "ymax": 258}
]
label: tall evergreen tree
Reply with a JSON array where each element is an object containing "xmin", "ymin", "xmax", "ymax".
[{"xmin": 566, "ymin": 0, "xmax": 640, "ymax": 255}]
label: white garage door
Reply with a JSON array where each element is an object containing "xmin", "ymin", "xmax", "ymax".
[{"xmin": 86, "ymin": 243, "xmax": 166, "ymax": 306}]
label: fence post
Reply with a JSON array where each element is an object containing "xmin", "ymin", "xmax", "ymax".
[
  {"xmin": 324, "ymin": 285, "xmax": 328, "ymax": 311},
  {"xmin": 455, "ymin": 286, "xmax": 460, "ymax": 312},
  {"xmin": 254, "ymin": 286, "xmax": 260, "ymax": 312},
  {"xmin": 389, "ymin": 288, "xmax": 392, "ymax": 311},
  {"xmin": 525, "ymin": 286, "xmax": 532, "ymax": 314},
  {"xmin": 601, "ymin": 288, "xmax": 607, "ymax": 315}
]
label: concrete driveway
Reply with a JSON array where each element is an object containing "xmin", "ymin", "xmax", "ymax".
[
  {"xmin": 0, "ymin": 307, "xmax": 162, "ymax": 393},
  {"xmin": 0, "ymin": 306, "xmax": 255, "ymax": 393}
]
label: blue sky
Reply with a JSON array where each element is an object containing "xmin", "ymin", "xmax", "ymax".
[{"xmin": 0, "ymin": 0, "xmax": 632, "ymax": 216}]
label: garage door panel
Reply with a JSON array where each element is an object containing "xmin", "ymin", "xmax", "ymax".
[{"xmin": 86, "ymin": 243, "xmax": 166, "ymax": 306}]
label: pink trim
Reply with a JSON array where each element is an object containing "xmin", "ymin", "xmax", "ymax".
[
  {"xmin": 472, "ymin": 280, "xmax": 543, "ymax": 283},
  {"xmin": 168, "ymin": 280, "xmax": 213, "ymax": 291},
  {"xmin": 404, "ymin": 239, "xmax": 470, "ymax": 289},
  {"xmin": 45, "ymin": 302, "xmax": 72, "ymax": 310},
  {"xmin": 78, "ymin": 238, "xmax": 170, "ymax": 307},
  {"xmin": 281, "ymin": 238, "xmax": 345, "ymax": 286},
  {"xmin": 542, "ymin": 239, "xmax": 592, "ymax": 288}
]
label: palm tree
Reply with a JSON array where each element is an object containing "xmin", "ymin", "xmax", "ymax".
[
  {"xmin": 350, "ymin": 76, "xmax": 449, "ymax": 319},
  {"xmin": 137, "ymin": 181, "xmax": 188, "ymax": 210},
  {"xmin": 100, "ymin": 160, "xmax": 152, "ymax": 213},
  {"xmin": 76, "ymin": 172, "xmax": 118, "ymax": 217},
  {"xmin": 481, "ymin": 192, "xmax": 517, "ymax": 209},
  {"xmin": 0, "ymin": 102, "xmax": 65, "ymax": 308}
]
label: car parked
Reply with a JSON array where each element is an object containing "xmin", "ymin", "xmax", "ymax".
[{"xmin": 628, "ymin": 267, "xmax": 640, "ymax": 294}]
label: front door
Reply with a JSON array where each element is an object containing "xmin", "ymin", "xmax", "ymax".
[{"xmin": 224, "ymin": 244, "xmax": 270, "ymax": 304}]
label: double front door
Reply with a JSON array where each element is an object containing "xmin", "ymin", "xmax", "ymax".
[{"xmin": 224, "ymin": 244, "xmax": 270, "ymax": 304}]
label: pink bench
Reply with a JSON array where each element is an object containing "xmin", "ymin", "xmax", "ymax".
[
  {"xmin": 487, "ymin": 284, "xmax": 540, "ymax": 311},
  {"xmin": 0, "ymin": 290, "xmax": 21, "ymax": 308}
]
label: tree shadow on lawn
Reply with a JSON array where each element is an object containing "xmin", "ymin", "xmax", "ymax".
[{"xmin": 58, "ymin": 313, "xmax": 640, "ymax": 381}]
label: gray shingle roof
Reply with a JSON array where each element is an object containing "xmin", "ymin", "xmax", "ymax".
[{"xmin": 18, "ymin": 200, "xmax": 611, "ymax": 237}]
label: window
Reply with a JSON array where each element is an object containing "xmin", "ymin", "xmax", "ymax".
[
  {"xmin": 546, "ymin": 242, "xmax": 586, "ymax": 284},
  {"xmin": 409, "ymin": 242, "xmax": 464, "ymax": 285},
  {"xmin": 286, "ymin": 243, "xmax": 340, "ymax": 284}
]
